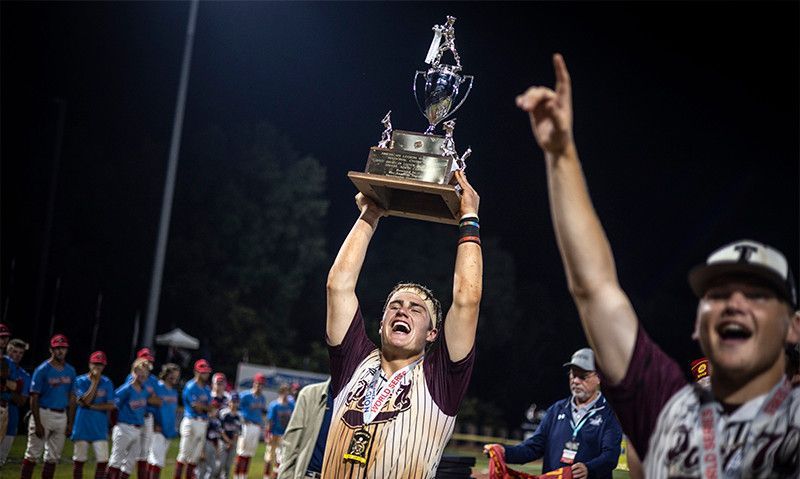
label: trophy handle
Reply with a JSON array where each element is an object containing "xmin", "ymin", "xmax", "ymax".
[
  {"xmin": 413, "ymin": 70, "xmax": 428, "ymax": 118},
  {"xmin": 444, "ymin": 75, "xmax": 474, "ymax": 120}
]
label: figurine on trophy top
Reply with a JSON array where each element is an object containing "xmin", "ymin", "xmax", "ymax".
[
  {"xmin": 377, "ymin": 111, "xmax": 393, "ymax": 149},
  {"xmin": 416, "ymin": 15, "xmax": 474, "ymax": 135},
  {"xmin": 348, "ymin": 15, "xmax": 476, "ymax": 225},
  {"xmin": 441, "ymin": 119, "xmax": 471, "ymax": 173}
]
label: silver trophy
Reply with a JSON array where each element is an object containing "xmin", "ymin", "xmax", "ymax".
[
  {"xmin": 348, "ymin": 16, "xmax": 475, "ymax": 224},
  {"xmin": 415, "ymin": 16, "xmax": 475, "ymax": 134}
]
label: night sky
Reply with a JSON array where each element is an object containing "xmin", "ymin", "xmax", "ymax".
[{"xmin": 2, "ymin": 2, "xmax": 798, "ymax": 426}]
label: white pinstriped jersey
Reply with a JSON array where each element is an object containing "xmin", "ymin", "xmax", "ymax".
[
  {"xmin": 322, "ymin": 308, "xmax": 474, "ymax": 479},
  {"xmin": 645, "ymin": 381, "xmax": 800, "ymax": 478}
]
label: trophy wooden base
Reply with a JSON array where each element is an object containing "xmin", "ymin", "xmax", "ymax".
[{"xmin": 347, "ymin": 171, "xmax": 461, "ymax": 225}]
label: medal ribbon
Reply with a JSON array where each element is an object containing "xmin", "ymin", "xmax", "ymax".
[
  {"xmin": 698, "ymin": 377, "xmax": 791, "ymax": 479},
  {"xmin": 362, "ymin": 357, "xmax": 423, "ymax": 425}
]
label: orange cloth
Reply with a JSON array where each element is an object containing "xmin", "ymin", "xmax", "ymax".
[{"xmin": 487, "ymin": 445, "xmax": 573, "ymax": 479}]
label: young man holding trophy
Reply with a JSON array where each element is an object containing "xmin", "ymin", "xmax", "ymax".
[{"xmin": 323, "ymin": 168, "xmax": 482, "ymax": 478}]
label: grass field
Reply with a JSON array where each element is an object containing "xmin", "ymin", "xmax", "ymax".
[{"xmin": 0, "ymin": 440, "xmax": 630, "ymax": 478}]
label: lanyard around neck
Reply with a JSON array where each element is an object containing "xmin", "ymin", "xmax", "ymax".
[
  {"xmin": 569, "ymin": 397, "xmax": 602, "ymax": 439},
  {"xmin": 698, "ymin": 377, "xmax": 791, "ymax": 479},
  {"xmin": 362, "ymin": 357, "xmax": 423, "ymax": 425}
]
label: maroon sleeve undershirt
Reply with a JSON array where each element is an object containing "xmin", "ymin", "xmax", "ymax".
[
  {"xmin": 424, "ymin": 325, "xmax": 475, "ymax": 417},
  {"xmin": 599, "ymin": 323, "xmax": 687, "ymax": 460},
  {"xmin": 327, "ymin": 307, "xmax": 377, "ymax": 397}
]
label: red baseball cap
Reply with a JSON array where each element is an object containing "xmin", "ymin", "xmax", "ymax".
[
  {"xmin": 212, "ymin": 372, "xmax": 227, "ymax": 383},
  {"xmin": 0, "ymin": 323, "xmax": 11, "ymax": 337},
  {"xmin": 253, "ymin": 372, "xmax": 266, "ymax": 384},
  {"xmin": 89, "ymin": 351, "xmax": 107, "ymax": 365},
  {"xmin": 50, "ymin": 334, "xmax": 69, "ymax": 348},
  {"xmin": 136, "ymin": 348, "xmax": 155, "ymax": 362},
  {"xmin": 194, "ymin": 359, "xmax": 212, "ymax": 373}
]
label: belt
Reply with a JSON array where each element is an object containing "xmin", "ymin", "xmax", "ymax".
[
  {"xmin": 41, "ymin": 407, "xmax": 65, "ymax": 413},
  {"xmin": 120, "ymin": 422, "xmax": 142, "ymax": 428},
  {"xmin": 188, "ymin": 417, "xmax": 208, "ymax": 421},
  {"xmin": 304, "ymin": 472, "xmax": 322, "ymax": 479}
]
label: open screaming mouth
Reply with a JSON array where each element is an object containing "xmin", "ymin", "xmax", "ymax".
[
  {"xmin": 717, "ymin": 322, "xmax": 752, "ymax": 340},
  {"xmin": 391, "ymin": 321, "xmax": 410, "ymax": 334}
]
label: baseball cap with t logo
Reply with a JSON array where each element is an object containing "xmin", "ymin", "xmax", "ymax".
[{"xmin": 688, "ymin": 239, "xmax": 797, "ymax": 307}]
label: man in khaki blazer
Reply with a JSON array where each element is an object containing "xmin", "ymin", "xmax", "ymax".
[{"xmin": 278, "ymin": 379, "xmax": 331, "ymax": 479}]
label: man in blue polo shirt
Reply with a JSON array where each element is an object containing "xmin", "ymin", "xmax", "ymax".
[
  {"xmin": 72, "ymin": 351, "xmax": 116, "ymax": 479},
  {"xmin": 21, "ymin": 334, "xmax": 77, "ymax": 479},
  {"xmin": 174, "ymin": 359, "xmax": 212, "ymax": 479},
  {"xmin": 484, "ymin": 349, "xmax": 623, "ymax": 479},
  {"xmin": 0, "ymin": 337, "xmax": 30, "ymax": 467}
]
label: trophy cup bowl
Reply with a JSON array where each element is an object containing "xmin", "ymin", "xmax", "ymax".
[{"xmin": 415, "ymin": 66, "xmax": 474, "ymax": 134}]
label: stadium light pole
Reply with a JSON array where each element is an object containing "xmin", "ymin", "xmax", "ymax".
[{"xmin": 143, "ymin": 0, "xmax": 199, "ymax": 350}]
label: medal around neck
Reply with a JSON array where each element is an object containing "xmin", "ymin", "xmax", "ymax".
[{"xmin": 348, "ymin": 16, "xmax": 474, "ymax": 225}]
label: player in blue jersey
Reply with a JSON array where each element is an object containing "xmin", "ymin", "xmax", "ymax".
[
  {"xmin": 107, "ymin": 358, "xmax": 151, "ymax": 479},
  {"xmin": 21, "ymin": 334, "xmax": 77, "ymax": 479},
  {"xmin": 72, "ymin": 351, "xmax": 116, "ymax": 479},
  {"xmin": 128, "ymin": 348, "xmax": 162, "ymax": 479},
  {"xmin": 0, "ymin": 323, "xmax": 12, "ymax": 439},
  {"xmin": 0, "ymin": 337, "xmax": 30, "ymax": 467},
  {"xmin": 218, "ymin": 393, "xmax": 242, "ymax": 479},
  {"xmin": 264, "ymin": 384, "xmax": 294, "ymax": 479},
  {"xmin": 233, "ymin": 373, "xmax": 266, "ymax": 479},
  {"xmin": 173, "ymin": 359, "xmax": 212, "ymax": 479},
  {"xmin": 146, "ymin": 363, "xmax": 181, "ymax": 479}
]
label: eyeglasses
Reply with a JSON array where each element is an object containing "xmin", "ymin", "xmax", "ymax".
[{"xmin": 568, "ymin": 370, "xmax": 596, "ymax": 381}]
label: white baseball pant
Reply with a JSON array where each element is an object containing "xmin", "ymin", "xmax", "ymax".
[
  {"xmin": 23, "ymin": 408, "xmax": 67, "ymax": 463},
  {"xmin": 135, "ymin": 414, "xmax": 154, "ymax": 461},
  {"xmin": 197, "ymin": 439, "xmax": 221, "ymax": 479},
  {"xmin": 147, "ymin": 432, "xmax": 170, "ymax": 468},
  {"xmin": 72, "ymin": 440, "xmax": 110, "ymax": 462},
  {"xmin": 176, "ymin": 417, "xmax": 207, "ymax": 465},
  {"xmin": 0, "ymin": 434, "xmax": 16, "ymax": 465},
  {"xmin": 0, "ymin": 405, "xmax": 8, "ymax": 438},
  {"xmin": 235, "ymin": 423, "xmax": 261, "ymax": 457},
  {"xmin": 108, "ymin": 423, "xmax": 142, "ymax": 474},
  {"xmin": 218, "ymin": 441, "xmax": 236, "ymax": 479},
  {"xmin": 264, "ymin": 434, "xmax": 284, "ymax": 473}
]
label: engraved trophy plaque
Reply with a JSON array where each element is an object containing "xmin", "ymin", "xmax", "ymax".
[{"xmin": 348, "ymin": 16, "xmax": 474, "ymax": 224}]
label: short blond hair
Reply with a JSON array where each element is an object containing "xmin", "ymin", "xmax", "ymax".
[
  {"xmin": 7, "ymin": 339, "xmax": 29, "ymax": 353},
  {"xmin": 132, "ymin": 357, "xmax": 152, "ymax": 374}
]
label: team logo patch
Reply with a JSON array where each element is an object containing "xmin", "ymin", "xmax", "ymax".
[{"xmin": 341, "ymin": 366, "xmax": 413, "ymax": 429}]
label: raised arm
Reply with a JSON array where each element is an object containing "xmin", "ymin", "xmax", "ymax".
[
  {"xmin": 516, "ymin": 54, "xmax": 637, "ymax": 383},
  {"xmin": 77, "ymin": 376, "xmax": 101, "ymax": 407},
  {"xmin": 326, "ymin": 194, "xmax": 386, "ymax": 346},
  {"xmin": 443, "ymin": 170, "xmax": 483, "ymax": 362}
]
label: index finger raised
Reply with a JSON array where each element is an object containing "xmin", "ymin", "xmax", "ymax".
[{"xmin": 553, "ymin": 53, "xmax": 572, "ymax": 103}]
